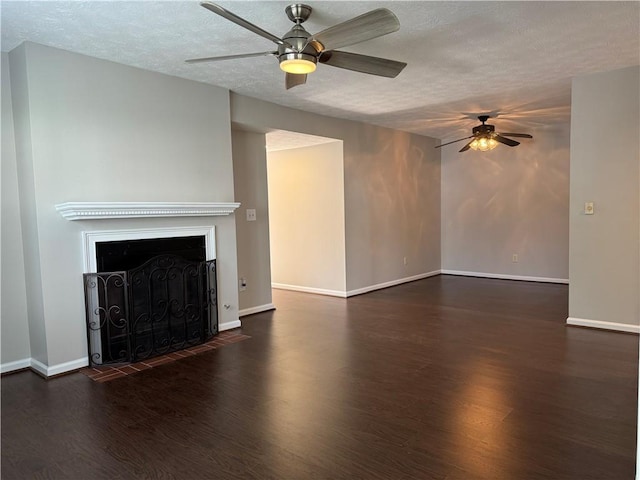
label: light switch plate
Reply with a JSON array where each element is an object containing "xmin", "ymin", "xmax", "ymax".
[{"xmin": 246, "ymin": 209, "xmax": 256, "ymax": 221}]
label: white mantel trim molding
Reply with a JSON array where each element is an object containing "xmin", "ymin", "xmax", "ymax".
[{"xmin": 56, "ymin": 202, "xmax": 240, "ymax": 220}]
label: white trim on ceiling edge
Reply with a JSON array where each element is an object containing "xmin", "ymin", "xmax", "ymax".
[
  {"xmin": 440, "ymin": 269, "xmax": 569, "ymax": 284},
  {"xmin": 567, "ymin": 317, "xmax": 639, "ymax": 334},
  {"xmin": 1, "ymin": 319, "xmax": 242, "ymax": 377}
]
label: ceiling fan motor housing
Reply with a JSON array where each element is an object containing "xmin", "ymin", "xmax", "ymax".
[
  {"xmin": 472, "ymin": 123, "xmax": 495, "ymax": 137},
  {"xmin": 278, "ymin": 23, "xmax": 319, "ymax": 69}
]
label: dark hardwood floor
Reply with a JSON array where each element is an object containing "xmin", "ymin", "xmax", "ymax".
[{"xmin": 2, "ymin": 275, "xmax": 637, "ymax": 479}]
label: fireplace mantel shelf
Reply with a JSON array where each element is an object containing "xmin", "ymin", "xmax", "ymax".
[{"xmin": 55, "ymin": 202, "xmax": 241, "ymax": 221}]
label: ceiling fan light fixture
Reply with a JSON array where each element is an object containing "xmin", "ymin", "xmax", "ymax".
[
  {"xmin": 469, "ymin": 136, "xmax": 498, "ymax": 151},
  {"xmin": 279, "ymin": 53, "xmax": 317, "ymax": 74}
]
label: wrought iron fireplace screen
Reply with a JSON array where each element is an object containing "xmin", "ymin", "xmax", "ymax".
[{"xmin": 83, "ymin": 255, "xmax": 217, "ymax": 366}]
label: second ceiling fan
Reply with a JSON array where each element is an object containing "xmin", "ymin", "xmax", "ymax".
[
  {"xmin": 187, "ymin": 2, "xmax": 407, "ymax": 89},
  {"xmin": 435, "ymin": 116, "xmax": 533, "ymax": 152}
]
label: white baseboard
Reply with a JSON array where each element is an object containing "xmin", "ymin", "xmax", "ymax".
[
  {"xmin": 219, "ymin": 319, "xmax": 242, "ymax": 331},
  {"xmin": 29, "ymin": 358, "xmax": 49, "ymax": 377},
  {"xmin": 2, "ymin": 318, "xmax": 245, "ymax": 376},
  {"xmin": 1, "ymin": 319, "xmax": 246, "ymax": 377},
  {"xmin": 31, "ymin": 357, "xmax": 88, "ymax": 377},
  {"xmin": 1, "ymin": 357, "xmax": 89, "ymax": 377},
  {"xmin": 47, "ymin": 358, "xmax": 89, "ymax": 376},
  {"xmin": 239, "ymin": 303, "xmax": 275, "ymax": 317},
  {"xmin": 273, "ymin": 271, "xmax": 442, "ymax": 299},
  {"xmin": 1, "ymin": 358, "xmax": 31, "ymax": 374},
  {"xmin": 272, "ymin": 283, "xmax": 347, "ymax": 298},
  {"xmin": 346, "ymin": 270, "xmax": 441, "ymax": 297},
  {"xmin": 1, "ymin": 321, "xmax": 251, "ymax": 376},
  {"xmin": 440, "ymin": 269, "xmax": 569, "ymax": 284},
  {"xmin": 567, "ymin": 317, "xmax": 639, "ymax": 334}
]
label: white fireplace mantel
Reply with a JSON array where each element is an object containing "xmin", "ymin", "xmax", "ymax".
[{"xmin": 55, "ymin": 202, "xmax": 241, "ymax": 221}]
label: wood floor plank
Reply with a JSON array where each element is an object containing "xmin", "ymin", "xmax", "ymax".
[{"xmin": 1, "ymin": 275, "xmax": 637, "ymax": 479}]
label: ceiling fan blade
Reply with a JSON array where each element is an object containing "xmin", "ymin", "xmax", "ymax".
[
  {"xmin": 319, "ymin": 51, "xmax": 406, "ymax": 78},
  {"xmin": 200, "ymin": 2, "xmax": 286, "ymax": 46},
  {"xmin": 499, "ymin": 132, "xmax": 533, "ymax": 138},
  {"xmin": 186, "ymin": 51, "xmax": 277, "ymax": 64},
  {"xmin": 286, "ymin": 73, "xmax": 307, "ymax": 90},
  {"xmin": 309, "ymin": 8, "xmax": 400, "ymax": 51},
  {"xmin": 434, "ymin": 136, "xmax": 474, "ymax": 149},
  {"xmin": 459, "ymin": 140, "xmax": 475, "ymax": 153},
  {"xmin": 494, "ymin": 135, "xmax": 520, "ymax": 147}
]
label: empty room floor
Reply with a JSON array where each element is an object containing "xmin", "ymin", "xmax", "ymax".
[{"xmin": 2, "ymin": 275, "xmax": 637, "ymax": 479}]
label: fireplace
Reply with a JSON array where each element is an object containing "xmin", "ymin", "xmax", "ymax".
[{"xmin": 82, "ymin": 226, "xmax": 219, "ymax": 366}]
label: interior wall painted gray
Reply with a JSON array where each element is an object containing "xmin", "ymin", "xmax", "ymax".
[
  {"xmin": 343, "ymin": 127, "xmax": 441, "ymax": 292},
  {"xmin": 8, "ymin": 43, "xmax": 239, "ymax": 368},
  {"xmin": 267, "ymin": 141, "xmax": 346, "ymax": 293},
  {"xmin": 7, "ymin": 44, "xmax": 48, "ymax": 365},
  {"xmin": 1, "ymin": 52, "xmax": 31, "ymax": 365},
  {"xmin": 231, "ymin": 93, "xmax": 442, "ymax": 293},
  {"xmin": 441, "ymin": 125, "xmax": 570, "ymax": 280},
  {"xmin": 569, "ymin": 66, "xmax": 639, "ymax": 326},
  {"xmin": 232, "ymin": 130, "xmax": 273, "ymax": 312}
]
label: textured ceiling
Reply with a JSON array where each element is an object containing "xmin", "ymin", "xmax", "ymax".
[{"xmin": 2, "ymin": 1, "xmax": 639, "ymax": 142}]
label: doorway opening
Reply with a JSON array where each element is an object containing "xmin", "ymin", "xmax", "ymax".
[{"xmin": 265, "ymin": 130, "xmax": 346, "ymax": 299}]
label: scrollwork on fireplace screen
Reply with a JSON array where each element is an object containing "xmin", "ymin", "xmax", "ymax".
[{"xmin": 83, "ymin": 257, "xmax": 217, "ymax": 366}]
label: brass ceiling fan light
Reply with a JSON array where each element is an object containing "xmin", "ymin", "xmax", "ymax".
[
  {"xmin": 186, "ymin": 2, "xmax": 407, "ymax": 90},
  {"xmin": 435, "ymin": 115, "xmax": 533, "ymax": 153}
]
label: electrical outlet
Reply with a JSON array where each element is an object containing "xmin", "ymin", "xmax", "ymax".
[
  {"xmin": 239, "ymin": 277, "xmax": 247, "ymax": 291},
  {"xmin": 512, "ymin": 254, "xmax": 518, "ymax": 263},
  {"xmin": 584, "ymin": 202, "xmax": 594, "ymax": 215},
  {"xmin": 246, "ymin": 209, "xmax": 256, "ymax": 221},
  {"xmin": 403, "ymin": 256, "xmax": 407, "ymax": 266}
]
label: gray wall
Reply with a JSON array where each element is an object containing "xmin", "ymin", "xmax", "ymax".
[
  {"xmin": 441, "ymin": 125, "xmax": 570, "ymax": 280},
  {"xmin": 7, "ymin": 45, "xmax": 48, "ymax": 365},
  {"xmin": 569, "ymin": 66, "xmax": 639, "ymax": 328},
  {"xmin": 232, "ymin": 130, "xmax": 273, "ymax": 313},
  {"xmin": 1, "ymin": 52, "xmax": 31, "ymax": 366},
  {"xmin": 6, "ymin": 43, "xmax": 239, "ymax": 369},
  {"xmin": 231, "ymin": 93, "xmax": 442, "ymax": 295}
]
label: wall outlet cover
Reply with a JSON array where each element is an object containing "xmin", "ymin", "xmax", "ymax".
[{"xmin": 584, "ymin": 202, "xmax": 594, "ymax": 215}]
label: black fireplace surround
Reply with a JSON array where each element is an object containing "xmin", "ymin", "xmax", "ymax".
[{"xmin": 83, "ymin": 236, "xmax": 218, "ymax": 366}]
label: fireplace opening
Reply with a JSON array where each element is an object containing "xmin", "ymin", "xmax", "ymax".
[
  {"xmin": 83, "ymin": 235, "xmax": 218, "ymax": 366},
  {"xmin": 96, "ymin": 236, "xmax": 206, "ymax": 272}
]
